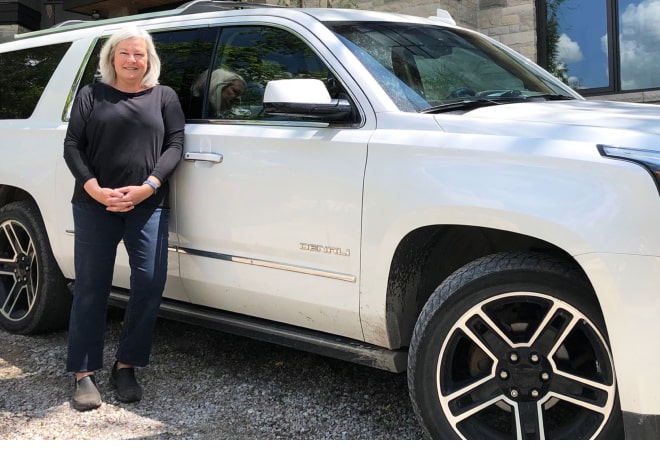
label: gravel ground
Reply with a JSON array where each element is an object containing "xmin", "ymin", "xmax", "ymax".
[{"xmin": 0, "ymin": 309, "xmax": 427, "ymax": 440}]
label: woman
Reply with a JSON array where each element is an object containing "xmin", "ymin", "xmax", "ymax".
[{"xmin": 63, "ymin": 25, "xmax": 185, "ymax": 411}]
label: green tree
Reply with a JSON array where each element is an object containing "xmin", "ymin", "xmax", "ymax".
[{"xmin": 546, "ymin": 0, "xmax": 569, "ymax": 84}]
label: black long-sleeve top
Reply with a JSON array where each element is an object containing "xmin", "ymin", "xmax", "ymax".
[{"xmin": 63, "ymin": 83, "xmax": 185, "ymax": 208}]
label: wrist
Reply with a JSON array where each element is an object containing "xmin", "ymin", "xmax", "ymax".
[{"xmin": 143, "ymin": 179, "xmax": 159, "ymax": 194}]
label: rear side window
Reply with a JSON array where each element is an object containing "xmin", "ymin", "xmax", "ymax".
[{"xmin": 0, "ymin": 43, "xmax": 71, "ymax": 119}]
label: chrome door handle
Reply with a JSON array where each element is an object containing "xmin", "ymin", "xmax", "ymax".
[{"xmin": 183, "ymin": 152, "xmax": 223, "ymax": 163}]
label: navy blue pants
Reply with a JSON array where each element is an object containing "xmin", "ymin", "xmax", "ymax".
[{"xmin": 66, "ymin": 202, "xmax": 169, "ymax": 373}]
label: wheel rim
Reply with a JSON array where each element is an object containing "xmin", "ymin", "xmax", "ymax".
[
  {"xmin": 0, "ymin": 219, "xmax": 39, "ymax": 323},
  {"xmin": 437, "ymin": 291, "xmax": 616, "ymax": 440}
]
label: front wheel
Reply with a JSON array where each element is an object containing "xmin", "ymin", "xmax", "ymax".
[
  {"xmin": 0, "ymin": 201, "xmax": 71, "ymax": 334},
  {"xmin": 408, "ymin": 252, "xmax": 623, "ymax": 439}
]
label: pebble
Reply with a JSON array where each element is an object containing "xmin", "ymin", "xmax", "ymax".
[{"xmin": 0, "ymin": 310, "xmax": 426, "ymax": 440}]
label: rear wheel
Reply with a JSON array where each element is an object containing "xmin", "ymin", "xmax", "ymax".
[
  {"xmin": 0, "ymin": 201, "xmax": 71, "ymax": 334},
  {"xmin": 408, "ymin": 251, "xmax": 623, "ymax": 439}
]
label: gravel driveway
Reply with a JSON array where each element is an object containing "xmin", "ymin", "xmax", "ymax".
[{"xmin": 0, "ymin": 309, "xmax": 426, "ymax": 440}]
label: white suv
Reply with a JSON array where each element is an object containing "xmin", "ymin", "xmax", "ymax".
[{"xmin": 1, "ymin": 1, "xmax": 660, "ymax": 440}]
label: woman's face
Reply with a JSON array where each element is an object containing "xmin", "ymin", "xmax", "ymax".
[
  {"xmin": 113, "ymin": 37, "xmax": 148, "ymax": 86},
  {"xmin": 221, "ymin": 80, "xmax": 244, "ymax": 109}
]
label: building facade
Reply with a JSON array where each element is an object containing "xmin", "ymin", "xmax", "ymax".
[{"xmin": 0, "ymin": 0, "xmax": 658, "ymax": 104}]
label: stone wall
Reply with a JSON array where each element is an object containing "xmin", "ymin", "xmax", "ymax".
[
  {"xmin": 476, "ymin": 0, "xmax": 536, "ymax": 60},
  {"xmin": 322, "ymin": 0, "xmax": 536, "ymax": 59},
  {"xmin": 0, "ymin": 24, "xmax": 29, "ymax": 43},
  {"xmin": 0, "ymin": 25, "xmax": 18, "ymax": 43}
]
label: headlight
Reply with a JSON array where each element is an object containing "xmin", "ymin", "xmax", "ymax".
[{"xmin": 598, "ymin": 144, "xmax": 660, "ymax": 190}]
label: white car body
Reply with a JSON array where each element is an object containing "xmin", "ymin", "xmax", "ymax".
[{"xmin": 1, "ymin": 3, "xmax": 659, "ymax": 439}]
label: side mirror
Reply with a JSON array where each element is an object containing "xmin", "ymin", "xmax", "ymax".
[{"xmin": 263, "ymin": 79, "xmax": 353, "ymax": 121}]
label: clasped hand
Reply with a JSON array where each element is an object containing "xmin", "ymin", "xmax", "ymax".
[
  {"xmin": 100, "ymin": 186, "xmax": 150, "ymax": 212},
  {"xmin": 84, "ymin": 178, "xmax": 153, "ymax": 212}
]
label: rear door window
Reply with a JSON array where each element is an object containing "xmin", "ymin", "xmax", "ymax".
[
  {"xmin": 152, "ymin": 27, "xmax": 218, "ymax": 119},
  {"xmin": 0, "ymin": 42, "xmax": 71, "ymax": 119}
]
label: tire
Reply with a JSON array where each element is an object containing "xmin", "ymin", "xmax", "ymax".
[
  {"xmin": 0, "ymin": 201, "xmax": 71, "ymax": 334},
  {"xmin": 408, "ymin": 251, "xmax": 624, "ymax": 440}
]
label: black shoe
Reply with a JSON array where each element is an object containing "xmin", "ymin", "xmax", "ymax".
[
  {"xmin": 110, "ymin": 361, "xmax": 143, "ymax": 403},
  {"xmin": 72, "ymin": 375, "xmax": 102, "ymax": 411}
]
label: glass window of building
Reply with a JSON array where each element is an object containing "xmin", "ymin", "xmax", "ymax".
[{"xmin": 539, "ymin": 0, "xmax": 660, "ymax": 94}]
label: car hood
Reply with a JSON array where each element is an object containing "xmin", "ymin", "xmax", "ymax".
[{"xmin": 438, "ymin": 99, "xmax": 660, "ymax": 139}]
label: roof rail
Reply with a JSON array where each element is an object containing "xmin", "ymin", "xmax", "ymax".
[
  {"xmin": 49, "ymin": 19, "xmax": 91, "ymax": 29},
  {"xmin": 178, "ymin": 1, "xmax": 283, "ymax": 14},
  {"xmin": 16, "ymin": 1, "xmax": 281, "ymax": 39}
]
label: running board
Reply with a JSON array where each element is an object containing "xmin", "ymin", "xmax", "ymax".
[{"xmin": 107, "ymin": 289, "xmax": 408, "ymax": 373}]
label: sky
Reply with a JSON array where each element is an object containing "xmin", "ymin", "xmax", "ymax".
[{"xmin": 556, "ymin": 0, "xmax": 660, "ymax": 90}]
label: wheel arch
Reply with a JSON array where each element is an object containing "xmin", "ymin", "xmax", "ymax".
[
  {"xmin": 383, "ymin": 225, "xmax": 594, "ymax": 349},
  {"xmin": 0, "ymin": 184, "xmax": 66, "ymax": 269},
  {"xmin": 0, "ymin": 184, "xmax": 36, "ymax": 209}
]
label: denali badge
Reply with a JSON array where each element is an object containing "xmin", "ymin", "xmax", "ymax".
[{"xmin": 300, "ymin": 243, "xmax": 350, "ymax": 256}]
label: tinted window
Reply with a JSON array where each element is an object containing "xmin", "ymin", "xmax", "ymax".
[
  {"xmin": 79, "ymin": 39, "xmax": 105, "ymax": 88},
  {"xmin": 190, "ymin": 25, "xmax": 352, "ymax": 121},
  {"xmin": 152, "ymin": 28, "xmax": 218, "ymax": 119},
  {"xmin": 76, "ymin": 25, "xmax": 354, "ymax": 123},
  {"xmin": 0, "ymin": 43, "xmax": 71, "ymax": 119}
]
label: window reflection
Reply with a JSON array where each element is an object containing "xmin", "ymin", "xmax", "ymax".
[
  {"xmin": 546, "ymin": 0, "xmax": 609, "ymax": 90},
  {"xmin": 0, "ymin": 43, "xmax": 70, "ymax": 119},
  {"xmin": 544, "ymin": 0, "xmax": 660, "ymax": 93},
  {"xmin": 618, "ymin": 0, "xmax": 660, "ymax": 90}
]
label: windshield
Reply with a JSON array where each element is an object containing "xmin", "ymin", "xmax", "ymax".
[{"xmin": 325, "ymin": 21, "xmax": 580, "ymax": 113}]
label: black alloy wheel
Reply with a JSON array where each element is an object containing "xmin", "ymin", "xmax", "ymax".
[{"xmin": 0, "ymin": 201, "xmax": 70, "ymax": 334}]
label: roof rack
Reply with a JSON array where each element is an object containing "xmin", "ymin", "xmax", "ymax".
[
  {"xmin": 21, "ymin": 1, "xmax": 283, "ymax": 39},
  {"xmin": 49, "ymin": 19, "xmax": 89, "ymax": 29},
  {"xmin": 178, "ymin": 1, "xmax": 283, "ymax": 14}
]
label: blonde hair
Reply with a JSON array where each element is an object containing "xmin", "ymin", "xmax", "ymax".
[
  {"xmin": 98, "ymin": 26, "xmax": 160, "ymax": 88},
  {"xmin": 191, "ymin": 68, "xmax": 246, "ymax": 114},
  {"xmin": 210, "ymin": 69, "xmax": 245, "ymax": 111}
]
